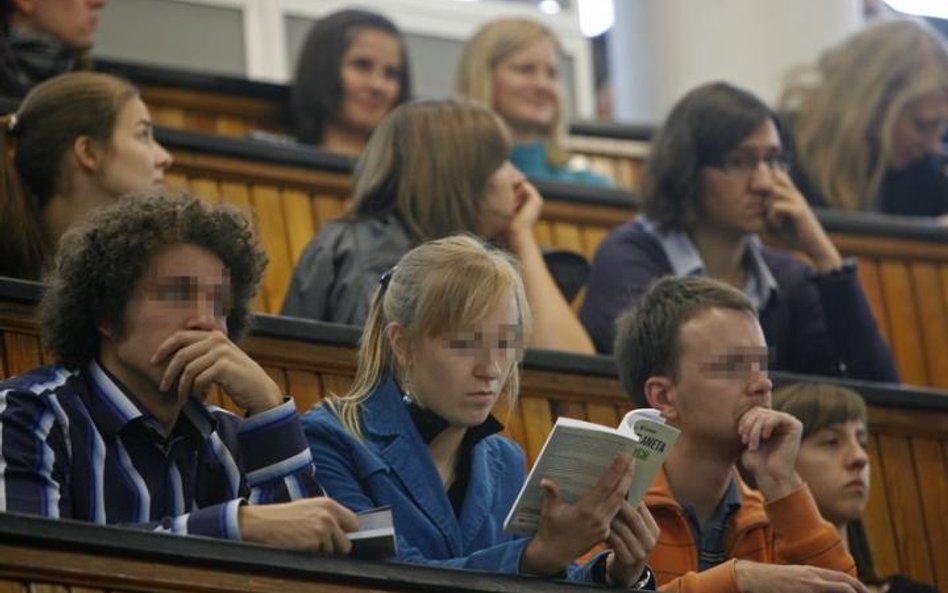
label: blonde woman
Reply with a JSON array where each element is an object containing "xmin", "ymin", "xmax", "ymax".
[
  {"xmin": 302, "ymin": 235, "xmax": 657, "ymax": 586},
  {"xmin": 781, "ymin": 18, "xmax": 948, "ymax": 219},
  {"xmin": 282, "ymin": 99, "xmax": 594, "ymax": 353},
  {"xmin": 457, "ymin": 18, "xmax": 611, "ymax": 186}
]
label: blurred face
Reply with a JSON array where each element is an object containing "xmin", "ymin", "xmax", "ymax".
[
  {"xmin": 96, "ymin": 97, "xmax": 173, "ymax": 197},
  {"xmin": 491, "ymin": 37, "xmax": 559, "ymax": 136},
  {"xmin": 12, "ymin": 0, "xmax": 105, "ymax": 49},
  {"xmin": 335, "ymin": 28, "xmax": 403, "ymax": 135},
  {"xmin": 667, "ymin": 308, "xmax": 772, "ymax": 453},
  {"xmin": 480, "ymin": 160, "xmax": 526, "ymax": 239},
  {"xmin": 699, "ymin": 120, "xmax": 785, "ymax": 237},
  {"xmin": 397, "ymin": 293, "xmax": 523, "ymax": 429},
  {"xmin": 796, "ymin": 419, "xmax": 870, "ymax": 526},
  {"xmin": 101, "ymin": 243, "xmax": 230, "ymax": 409},
  {"xmin": 888, "ymin": 89, "xmax": 948, "ymax": 170}
]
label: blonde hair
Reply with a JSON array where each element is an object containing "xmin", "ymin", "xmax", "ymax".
[
  {"xmin": 781, "ymin": 18, "xmax": 948, "ymax": 211},
  {"xmin": 350, "ymin": 99, "xmax": 511, "ymax": 241},
  {"xmin": 327, "ymin": 235, "xmax": 532, "ymax": 438},
  {"xmin": 456, "ymin": 18, "xmax": 569, "ymax": 167}
]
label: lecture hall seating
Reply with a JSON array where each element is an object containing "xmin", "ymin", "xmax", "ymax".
[
  {"xmin": 156, "ymin": 125, "xmax": 948, "ymax": 390},
  {"xmin": 3, "ymin": 66, "xmax": 947, "ymax": 389},
  {"xmin": 92, "ymin": 60, "xmax": 948, "ymax": 389},
  {"xmin": 0, "ymin": 276, "xmax": 946, "ymax": 590}
]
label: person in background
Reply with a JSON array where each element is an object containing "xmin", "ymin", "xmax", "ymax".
[
  {"xmin": 0, "ymin": 0, "xmax": 105, "ymax": 98},
  {"xmin": 772, "ymin": 383, "xmax": 939, "ymax": 593},
  {"xmin": 303, "ymin": 234, "xmax": 657, "ymax": 587},
  {"xmin": 457, "ymin": 18, "xmax": 612, "ymax": 187},
  {"xmin": 780, "ymin": 18, "xmax": 948, "ymax": 220},
  {"xmin": 0, "ymin": 71, "xmax": 173, "ymax": 280},
  {"xmin": 614, "ymin": 275, "xmax": 864, "ymax": 593},
  {"xmin": 290, "ymin": 8, "xmax": 411, "ymax": 156},
  {"xmin": 580, "ymin": 82, "xmax": 898, "ymax": 383},
  {"xmin": 282, "ymin": 99, "xmax": 594, "ymax": 354},
  {"xmin": 0, "ymin": 192, "xmax": 359, "ymax": 553}
]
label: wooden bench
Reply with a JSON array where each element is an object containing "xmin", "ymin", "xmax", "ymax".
[
  {"xmin": 154, "ymin": 127, "xmax": 948, "ymax": 389},
  {"xmin": 0, "ymin": 512, "xmax": 605, "ymax": 593},
  {"xmin": 0, "ymin": 277, "xmax": 945, "ymax": 589}
]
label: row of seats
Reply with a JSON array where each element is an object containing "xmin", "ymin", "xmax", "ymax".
[
  {"xmin": 156, "ymin": 124, "xmax": 948, "ymax": 390},
  {"xmin": 0, "ymin": 276, "xmax": 945, "ymax": 588}
]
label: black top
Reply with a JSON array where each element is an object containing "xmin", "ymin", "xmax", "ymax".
[
  {"xmin": 877, "ymin": 154, "xmax": 948, "ymax": 217},
  {"xmin": 406, "ymin": 400, "xmax": 503, "ymax": 517}
]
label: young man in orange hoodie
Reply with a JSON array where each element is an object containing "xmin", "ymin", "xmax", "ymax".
[{"xmin": 613, "ymin": 276, "xmax": 866, "ymax": 593}]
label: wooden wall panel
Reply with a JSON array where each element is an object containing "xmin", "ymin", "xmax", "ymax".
[{"xmin": 875, "ymin": 435, "xmax": 934, "ymax": 583}]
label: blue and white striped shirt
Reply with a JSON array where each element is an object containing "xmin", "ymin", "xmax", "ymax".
[{"xmin": 0, "ymin": 361, "xmax": 322, "ymax": 539}]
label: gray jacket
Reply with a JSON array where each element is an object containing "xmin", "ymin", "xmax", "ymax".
[{"xmin": 281, "ymin": 215, "xmax": 412, "ymax": 325}]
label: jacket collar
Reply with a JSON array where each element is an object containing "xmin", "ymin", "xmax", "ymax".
[
  {"xmin": 360, "ymin": 375, "xmax": 504, "ymax": 555},
  {"xmin": 646, "ymin": 464, "xmax": 768, "ymax": 529}
]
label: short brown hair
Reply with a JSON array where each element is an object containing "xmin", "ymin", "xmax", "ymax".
[
  {"xmin": 40, "ymin": 191, "xmax": 267, "ymax": 369},
  {"xmin": 614, "ymin": 276, "xmax": 755, "ymax": 407},
  {"xmin": 772, "ymin": 382, "xmax": 867, "ymax": 440}
]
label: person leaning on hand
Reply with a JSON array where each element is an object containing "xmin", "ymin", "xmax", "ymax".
[{"xmin": 0, "ymin": 191, "xmax": 357, "ymax": 553}]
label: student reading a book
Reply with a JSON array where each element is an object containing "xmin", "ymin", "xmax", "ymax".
[
  {"xmin": 303, "ymin": 235, "xmax": 658, "ymax": 588},
  {"xmin": 772, "ymin": 383, "xmax": 938, "ymax": 593},
  {"xmin": 613, "ymin": 276, "xmax": 864, "ymax": 593}
]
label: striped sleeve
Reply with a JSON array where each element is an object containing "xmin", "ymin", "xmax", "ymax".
[
  {"xmin": 0, "ymin": 387, "xmax": 72, "ymax": 518},
  {"xmin": 237, "ymin": 399, "xmax": 322, "ymax": 502}
]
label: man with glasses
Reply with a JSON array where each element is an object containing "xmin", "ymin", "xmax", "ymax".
[
  {"xmin": 613, "ymin": 275, "xmax": 866, "ymax": 593},
  {"xmin": 580, "ymin": 82, "xmax": 897, "ymax": 383}
]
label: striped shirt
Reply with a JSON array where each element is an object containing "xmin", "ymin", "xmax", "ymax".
[{"xmin": 0, "ymin": 361, "xmax": 322, "ymax": 539}]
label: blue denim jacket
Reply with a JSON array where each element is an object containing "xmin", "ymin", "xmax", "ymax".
[{"xmin": 302, "ymin": 376, "xmax": 604, "ymax": 581}]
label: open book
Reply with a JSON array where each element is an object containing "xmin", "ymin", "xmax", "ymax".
[
  {"xmin": 347, "ymin": 506, "xmax": 397, "ymax": 560},
  {"xmin": 503, "ymin": 409, "xmax": 680, "ymax": 536}
]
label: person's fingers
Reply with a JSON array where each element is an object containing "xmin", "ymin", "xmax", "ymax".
[
  {"xmin": 177, "ymin": 350, "xmax": 219, "ymax": 400},
  {"xmin": 329, "ymin": 522, "xmax": 352, "ymax": 555},
  {"xmin": 151, "ymin": 330, "xmax": 214, "ymax": 365}
]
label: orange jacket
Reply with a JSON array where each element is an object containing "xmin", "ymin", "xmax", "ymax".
[{"xmin": 646, "ymin": 468, "xmax": 856, "ymax": 593}]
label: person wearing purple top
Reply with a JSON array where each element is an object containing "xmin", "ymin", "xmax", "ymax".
[{"xmin": 580, "ymin": 82, "xmax": 898, "ymax": 383}]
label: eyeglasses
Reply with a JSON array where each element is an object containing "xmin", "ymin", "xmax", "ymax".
[{"xmin": 706, "ymin": 150, "xmax": 791, "ymax": 177}]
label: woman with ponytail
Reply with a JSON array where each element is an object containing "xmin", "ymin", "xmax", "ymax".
[
  {"xmin": 0, "ymin": 71, "xmax": 172, "ymax": 279},
  {"xmin": 302, "ymin": 235, "xmax": 658, "ymax": 587}
]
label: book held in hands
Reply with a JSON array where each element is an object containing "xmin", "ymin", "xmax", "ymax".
[{"xmin": 503, "ymin": 408, "xmax": 680, "ymax": 536}]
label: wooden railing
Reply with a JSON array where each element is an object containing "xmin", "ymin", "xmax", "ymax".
[
  {"xmin": 0, "ymin": 512, "xmax": 607, "ymax": 593},
  {"xmin": 0, "ymin": 277, "xmax": 945, "ymax": 589}
]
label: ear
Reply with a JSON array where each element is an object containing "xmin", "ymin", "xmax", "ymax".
[
  {"xmin": 644, "ymin": 376, "xmax": 679, "ymax": 421},
  {"xmin": 386, "ymin": 322, "xmax": 411, "ymax": 369},
  {"xmin": 72, "ymin": 136, "xmax": 103, "ymax": 174}
]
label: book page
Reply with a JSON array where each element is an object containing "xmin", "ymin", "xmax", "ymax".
[{"xmin": 504, "ymin": 411, "xmax": 679, "ymax": 536}]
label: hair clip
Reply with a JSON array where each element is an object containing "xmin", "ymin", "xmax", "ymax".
[
  {"xmin": 7, "ymin": 113, "xmax": 18, "ymax": 133},
  {"xmin": 379, "ymin": 265, "xmax": 398, "ymax": 289}
]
